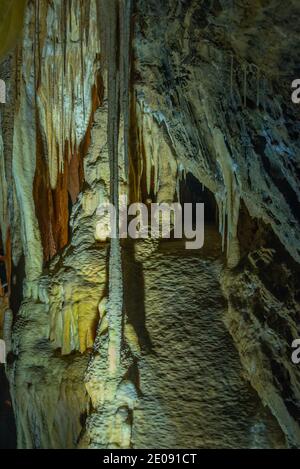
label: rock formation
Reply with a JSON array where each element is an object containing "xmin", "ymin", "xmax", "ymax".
[{"xmin": 0, "ymin": 0, "xmax": 299, "ymax": 449}]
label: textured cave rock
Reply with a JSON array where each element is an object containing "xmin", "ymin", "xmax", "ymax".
[{"xmin": 0, "ymin": 0, "xmax": 299, "ymax": 449}]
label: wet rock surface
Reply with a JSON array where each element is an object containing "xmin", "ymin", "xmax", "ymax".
[{"xmin": 0, "ymin": 0, "xmax": 299, "ymax": 448}]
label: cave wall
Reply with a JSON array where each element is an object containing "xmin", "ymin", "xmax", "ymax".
[
  {"xmin": 0, "ymin": 0, "xmax": 299, "ymax": 448},
  {"xmin": 131, "ymin": 0, "xmax": 300, "ymax": 447}
]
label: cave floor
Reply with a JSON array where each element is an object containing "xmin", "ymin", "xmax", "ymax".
[{"xmin": 123, "ymin": 226, "xmax": 285, "ymax": 449}]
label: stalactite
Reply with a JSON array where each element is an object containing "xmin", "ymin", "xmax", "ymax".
[
  {"xmin": 0, "ymin": 0, "xmax": 27, "ymax": 59},
  {"xmin": 33, "ymin": 0, "xmax": 38, "ymax": 95},
  {"xmin": 175, "ymin": 163, "xmax": 185, "ymax": 201},
  {"xmin": 248, "ymin": 63, "xmax": 261, "ymax": 109},
  {"xmin": 243, "ymin": 63, "xmax": 247, "ymax": 108},
  {"xmin": 230, "ymin": 52, "xmax": 234, "ymax": 100},
  {"xmin": 135, "ymin": 100, "xmax": 178, "ymax": 204},
  {"xmin": 3, "ymin": 309, "xmax": 13, "ymax": 355},
  {"xmin": 216, "ymin": 193, "xmax": 227, "ymax": 254},
  {"xmin": 263, "ymin": 76, "xmax": 268, "ymax": 111},
  {"xmin": 52, "ymin": 25, "xmax": 56, "ymax": 110},
  {"xmin": 0, "ymin": 132, "xmax": 8, "ymax": 259},
  {"xmin": 36, "ymin": 0, "xmax": 100, "ymax": 190},
  {"xmin": 60, "ymin": 0, "xmax": 69, "ymax": 169},
  {"xmin": 68, "ymin": 0, "xmax": 73, "ymax": 34},
  {"xmin": 84, "ymin": 0, "xmax": 91, "ymax": 46},
  {"xmin": 213, "ymin": 128, "xmax": 240, "ymax": 268},
  {"xmin": 12, "ymin": 0, "xmax": 44, "ymax": 285},
  {"xmin": 80, "ymin": 0, "xmax": 86, "ymax": 120},
  {"xmin": 106, "ymin": 0, "xmax": 122, "ymax": 375}
]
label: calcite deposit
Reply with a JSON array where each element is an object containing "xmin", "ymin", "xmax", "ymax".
[{"xmin": 0, "ymin": 0, "xmax": 299, "ymax": 449}]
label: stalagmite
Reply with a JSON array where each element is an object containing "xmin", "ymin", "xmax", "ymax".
[{"xmin": 230, "ymin": 53, "xmax": 234, "ymax": 100}]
